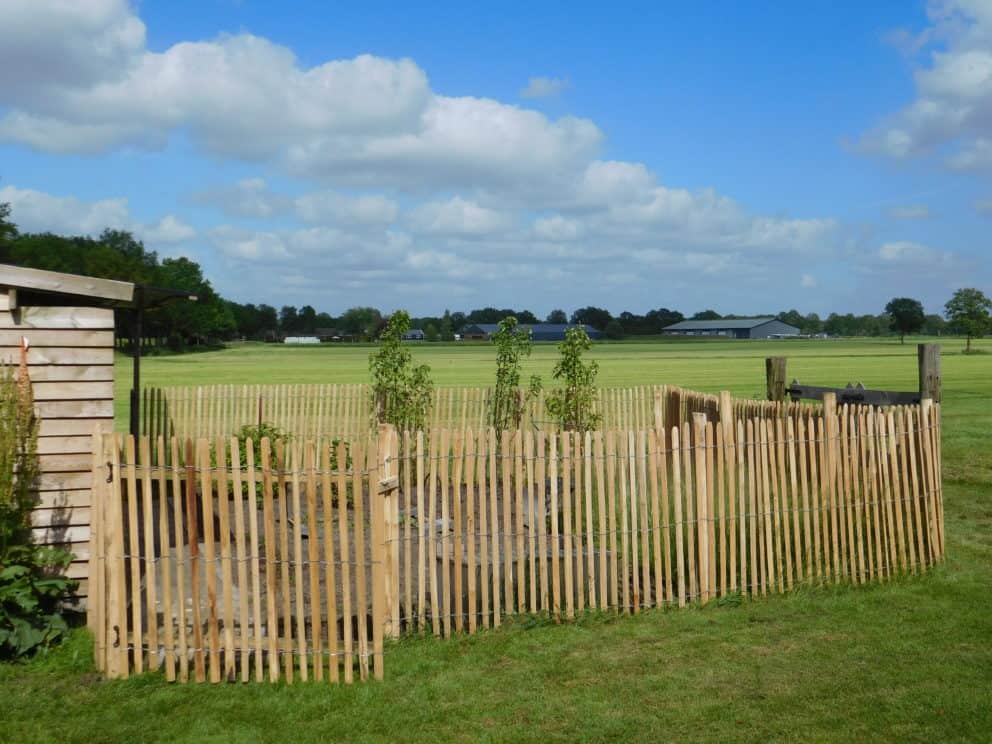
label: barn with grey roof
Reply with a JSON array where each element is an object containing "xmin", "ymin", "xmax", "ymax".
[{"xmin": 662, "ymin": 317, "xmax": 800, "ymax": 339}]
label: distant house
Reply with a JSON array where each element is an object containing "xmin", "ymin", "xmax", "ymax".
[
  {"xmin": 662, "ymin": 317, "xmax": 800, "ymax": 339},
  {"xmin": 403, "ymin": 328, "xmax": 426, "ymax": 341},
  {"xmin": 460, "ymin": 323, "xmax": 602, "ymax": 342},
  {"xmin": 283, "ymin": 336, "xmax": 320, "ymax": 344}
]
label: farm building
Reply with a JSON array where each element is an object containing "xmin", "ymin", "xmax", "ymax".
[
  {"xmin": 0, "ymin": 263, "xmax": 192, "ymax": 607},
  {"xmin": 460, "ymin": 323, "xmax": 602, "ymax": 341},
  {"xmin": 403, "ymin": 328, "xmax": 426, "ymax": 341},
  {"xmin": 662, "ymin": 317, "xmax": 800, "ymax": 339}
]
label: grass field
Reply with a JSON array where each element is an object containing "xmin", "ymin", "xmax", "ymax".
[{"xmin": 5, "ymin": 337, "xmax": 991, "ymax": 742}]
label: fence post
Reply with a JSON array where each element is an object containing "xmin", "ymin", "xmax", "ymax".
[
  {"xmin": 375, "ymin": 424, "xmax": 400, "ymax": 659},
  {"xmin": 692, "ymin": 412, "xmax": 710, "ymax": 604},
  {"xmin": 653, "ymin": 388, "xmax": 664, "ymax": 431},
  {"xmin": 765, "ymin": 357, "xmax": 787, "ymax": 402},
  {"xmin": 88, "ymin": 426, "xmax": 105, "ymax": 668},
  {"xmin": 102, "ymin": 433, "xmax": 127, "ymax": 679},
  {"xmin": 918, "ymin": 343, "xmax": 941, "ymax": 403},
  {"xmin": 822, "ymin": 392, "xmax": 841, "ymax": 581}
]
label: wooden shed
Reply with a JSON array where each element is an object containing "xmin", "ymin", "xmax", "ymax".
[{"xmin": 0, "ymin": 263, "xmax": 191, "ymax": 607}]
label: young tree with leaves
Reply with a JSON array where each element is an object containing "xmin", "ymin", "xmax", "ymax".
[
  {"xmin": 945, "ymin": 288, "xmax": 992, "ymax": 352},
  {"xmin": 546, "ymin": 326, "xmax": 601, "ymax": 431},
  {"xmin": 884, "ymin": 297, "xmax": 925, "ymax": 344},
  {"xmin": 369, "ymin": 311, "xmax": 433, "ymax": 431},
  {"xmin": 489, "ymin": 317, "xmax": 541, "ymax": 434}
]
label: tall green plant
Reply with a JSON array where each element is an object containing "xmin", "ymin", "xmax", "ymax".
[
  {"xmin": 546, "ymin": 326, "xmax": 601, "ymax": 432},
  {"xmin": 0, "ymin": 365, "xmax": 39, "ymax": 554},
  {"xmin": 489, "ymin": 316, "xmax": 542, "ymax": 433},
  {"xmin": 370, "ymin": 310, "xmax": 434, "ymax": 432},
  {"xmin": 0, "ymin": 362, "xmax": 76, "ymax": 658}
]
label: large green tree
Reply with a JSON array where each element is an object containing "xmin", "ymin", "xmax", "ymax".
[
  {"xmin": 884, "ymin": 297, "xmax": 925, "ymax": 344},
  {"xmin": 945, "ymin": 288, "xmax": 992, "ymax": 352}
]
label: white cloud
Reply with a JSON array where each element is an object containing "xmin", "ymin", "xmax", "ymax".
[
  {"xmin": 520, "ymin": 76, "xmax": 570, "ymax": 99},
  {"xmin": 0, "ymin": 184, "xmax": 194, "ymax": 244},
  {"xmin": 406, "ymin": 197, "xmax": 511, "ymax": 236},
  {"xmin": 859, "ymin": 2, "xmax": 992, "ymax": 169},
  {"xmin": 887, "ymin": 204, "xmax": 931, "ymax": 219},
  {"xmin": 0, "ymin": 0, "xmax": 145, "ymax": 103},
  {"xmin": 801, "ymin": 273, "xmax": 818, "ymax": 288},
  {"xmin": 878, "ymin": 240, "xmax": 938, "ymax": 263},
  {"xmin": 295, "ymin": 191, "xmax": 399, "ymax": 226},
  {"xmin": 975, "ymin": 196, "xmax": 992, "ymax": 213},
  {"xmin": 193, "ymin": 178, "xmax": 289, "ymax": 218}
]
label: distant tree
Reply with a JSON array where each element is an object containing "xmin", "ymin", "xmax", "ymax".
[
  {"xmin": 440, "ymin": 310, "xmax": 454, "ymax": 341},
  {"xmin": 922, "ymin": 314, "xmax": 946, "ymax": 336},
  {"xmin": 279, "ymin": 306, "xmax": 300, "ymax": 334},
  {"xmin": 570, "ymin": 306, "xmax": 612, "ymax": 330},
  {"xmin": 298, "ymin": 305, "xmax": 317, "ymax": 334},
  {"xmin": 945, "ymin": 288, "xmax": 992, "ymax": 352},
  {"xmin": 155, "ymin": 257, "xmax": 235, "ymax": 345},
  {"xmin": 0, "ymin": 201, "xmax": 17, "ymax": 255},
  {"xmin": 314, "ymin": 311, "xmax": 334, "ymax": 329},
  {"xmin": 802, "ymin": 312, "xmax": 823, "ymax": 335},
  {"xmin": 645, "ymin": 308, "xmax": 684, "ymax": 332},
  {"xmin": 450, "ymin": 311, "xmax": 467, "ymax": 332},
  {"xmin": 424, "ymin": 323, "xmax": 439, "ymax": 342},
  {"xmin": 516, "ymin": 309, "xmax": 539, "ymax": 324},
  {"xmin": 884, "ymin": 297, "xmax": 925, "ymax": 344},
  {"xmin": 340, "ymin": 307, "xmax": 382, "ymax": 339},
  {"xmin": 257, "ymin": 305, "xmax": 279, "ymax": 335},
  {"xmin": 778, "ymin": 309, "xmax": 804, "ymax": 329},
  {"xmin": 604, "ymin": 319, "xmax": 625, "ymax": 340},
  {"xmin": 546, "ymin": 309, "xmax": 568, "ymax": 324},
  {"xmin": 691, "ymin": 309, "xmax": 722, "ymax": 320}
]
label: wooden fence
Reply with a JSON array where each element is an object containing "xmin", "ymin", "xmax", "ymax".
[
  {"xmin": 140, "ymin": 383, "xmax": 815, "ymax": 441},
  {"xmin": 92, "ymin": 393, "xmax": 943, "ymax": 683}
]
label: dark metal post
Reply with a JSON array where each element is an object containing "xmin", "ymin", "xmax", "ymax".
[{"xmin": 129, "ymin": 286, "xmax": 144, "ymax": 439}]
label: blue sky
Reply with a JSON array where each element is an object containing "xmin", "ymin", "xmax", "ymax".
[{"xmin": 1, "ymin": 0, "xmax": 989, "ymax": 317}]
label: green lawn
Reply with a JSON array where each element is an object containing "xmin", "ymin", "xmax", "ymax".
[{"xmin": 4, "ymin": 337, "xmax": 990, "ymax": 742}]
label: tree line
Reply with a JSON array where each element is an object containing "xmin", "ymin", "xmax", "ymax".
[{"xmin": 1, "ymin": 202, "xmax": 988, "ymax": 349}]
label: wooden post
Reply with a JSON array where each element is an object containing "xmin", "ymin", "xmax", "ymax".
[
  {"xmin": 376, "ymin": 424, "xmax": 399, "ymax": 649},
  {"xmin": 766, "ymin": 357, "xmax": 787, "ymax": 402},
  {"xmin": 653, "ymin": 388, "xmax": 664, "ymax": 431},
  {"xmin": 918, "ymin": 343, "xmax": 941, "ymax": 403},
  {"xmin": 693, "ymin": 412, "xmax": 710, "ymax": 604}
]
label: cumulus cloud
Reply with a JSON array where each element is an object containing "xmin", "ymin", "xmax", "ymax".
[
  {"xmin": 0, "ymin": 1, "xmax": 599, "ymax": 192},
  {"xmin": 801, "ymin": 273, "xmax": 818, "ymax": 288},
  {"xmin": 406, "ymin": 197, "xmax": 511, "ymax": 236},
  {"xmin": 877, "ymin": 240, "xmax": 939, "ymax": 263},
  {"xmin": 0, "ymin": 184, "xmax": 194, "ymax": 244},
  {"xmin": 858, "ymin": 1, "xmax": 992, "ymax": 169},
  {"xmin": 520, "ymin": 76, "xmax": 570, "ymax": 98},
  {"xmin": 193, "ymin": 178, "xmax": 290, "ymax": 218},
  {"xmin": 295, "ymin": 191, "xmax": 399, "ymax": 226},
  {"xmin": 887, "ymin": 204, "xmax": 931, "ymax": 219}
]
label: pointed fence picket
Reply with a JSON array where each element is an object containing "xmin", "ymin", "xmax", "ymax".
[{"xmin": 92, "ymin": 392, "xmax": 943, "ymax": 683}]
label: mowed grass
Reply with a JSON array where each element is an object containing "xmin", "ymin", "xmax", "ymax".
[{"xmin": 3, "ymin": 337, "xmax": 989, "ymax": 742}]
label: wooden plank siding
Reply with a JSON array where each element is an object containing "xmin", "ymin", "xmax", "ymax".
[{"xmin": 0, "ymin": 305, "xmax": 116, "ymax": 605}]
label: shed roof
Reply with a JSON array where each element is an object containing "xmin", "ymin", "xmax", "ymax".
[
  {"xmin": 0, "ymin": 263, "xmax": 196, "ymax": 308},
  {"xmin": 663, "ymin": 317, "xmax": 780, "ymax": 331}
]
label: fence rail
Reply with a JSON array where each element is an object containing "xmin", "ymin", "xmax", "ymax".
[
  {"xmin": 141, "ymin": 383, "xmax": 817, "ymax": 441},
  {"xmin": 94, "ymin": 393, "xmax": 943, "ymax": 684}
]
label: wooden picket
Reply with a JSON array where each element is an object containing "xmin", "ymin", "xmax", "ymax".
[{"xmin": 92, "ymin": 393, "xmax": 943, "ymax": 683}]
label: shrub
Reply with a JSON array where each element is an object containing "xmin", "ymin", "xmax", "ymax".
[
  {"xmin": 370, "ymin": 311, "xmax": 433, "ymax": 432},
  {"xmin": 545, "ymin": 326, "xmax": 601, "ymax": 431},
  {"xmin": 0, "ymin": 363, "xmax": 76, "ymax": 659},
  {"xmin": 489, "ymin": 316, "xmax": 542, "ymax": 433}
]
